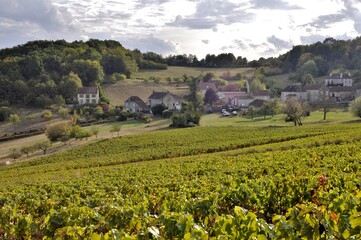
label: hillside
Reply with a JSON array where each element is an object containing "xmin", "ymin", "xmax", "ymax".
[{"xmin": 0, "ymin": 122, "xmax": 360, "ymax": 238}]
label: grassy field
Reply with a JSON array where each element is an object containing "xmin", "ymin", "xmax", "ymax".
[
  {"xmin": 134, "ymin": 66, "xmax": 255, "ymax": 79},
  {"xmin": 102, "ymin": 79, "xmax": 189, "ymax": 106},
  {"xmin": 200, "ymin": 110, "xmax": 356, "ymax": 127}
]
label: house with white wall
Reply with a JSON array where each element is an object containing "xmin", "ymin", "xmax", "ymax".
[{"xmin": 77, "ymin": 87, "xmax": 99, "ymax": 105}]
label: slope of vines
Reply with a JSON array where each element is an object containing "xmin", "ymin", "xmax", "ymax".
[{"xmin": 0, "ymin": 123, "xmax": 360, "ymax": 238}]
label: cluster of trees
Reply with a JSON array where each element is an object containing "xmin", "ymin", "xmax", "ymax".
[
  {"xmin": 8, "ymin": 140, "xmax": 52, "ymax": 160},
  {"xmin": 0, "ymin": 39, "xmax": 162, "ymax": 107}
]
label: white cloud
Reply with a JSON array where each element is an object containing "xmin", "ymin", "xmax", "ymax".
[{"xmin": 0, "ymin": 0, "xmax": 359, "ymax": 60}]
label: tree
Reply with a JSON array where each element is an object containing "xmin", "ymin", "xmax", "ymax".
[
  {"xmin": 46, "ymin": 121, "xmax": 72, "ymax": 142},
  {"xmin": 267, "ymin": 98, "xmax": 281, "ymax": 117},
  {"xmin": 59, "ymin": 72, "xmax": 83, "ymax": 101},
  {"xmin": 283, "ymin": 99, "xmax": 308, "ymax": 126},
  {"xmin": 259, "ymin": 102, "xmax": 271, "ymax": 119},
  {"xmin": 250, "ymin": 79, "xmax": 266, "ymax": 93},
  {"xmin": 58, "ymin": 108, "xmax": 69, "ymax": 119},
  {"xmin": 0, "ymin": 106, "xmax": 10, "ymax": 122},
  {"xmin": 349, "ymin": 97, "xmax": 361, "ymax": 118},
  {"xmin": 8, "ymin": 148, "xmax": 22, "ymax": 161},
  {"xmin": 35, "ymin": 141, "xmax": 52, "ymax": 155},
  {"xmin": 202, "ymin": 72, "xmax": 214, "ymax": 82},
  {"xmin": 41, "ymin": 110, "xmax": 52, "ymax": 121},
  {"xmin": 184, "ymin": 76, "xmax": 202, "ymax": 112},
  {"xmin": 151, "ymin": 104, "xmax": 166, "ymax": 116},
  {"xmin": 20, "ymin": 145, "xmax": 36, "ymax": 157},
  {"xmin": 9, "ymin": 113, "xmax": 20, "ymax": 126},
  {"xmin": 311, "ymin": 98, "xmax": 337, "ymax": 120},
  {"xmin": 302, "ymin": 73, "xmax": 315, "ymax": 86},
  {"xmin": 91, "ymin": 125, "xmax": 100, "ymax": 138},
  {"xmin": 204, "ymin": 88, "xmax": 218, "ymax": 105},
  {"xmin": 110, "ymin": 125, "xmax": 121, "ymax": 137}
]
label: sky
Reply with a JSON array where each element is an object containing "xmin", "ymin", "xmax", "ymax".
[{"xmin": 0, "ymin": 0, "xmax": 360, "ymax": 60}]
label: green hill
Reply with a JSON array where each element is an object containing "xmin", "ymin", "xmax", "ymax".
[{"xmin": 0, "ymin": 122, "xmax": 360, "ymax": 238}]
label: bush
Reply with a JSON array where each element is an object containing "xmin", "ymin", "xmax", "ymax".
[
  {"xmin": 0, "ymin": 106, "xmax": 10, "ymax": 122},
  {"xmin": 117, "ymin": 111, "xmax": 128, "ymax": 121},
  {"xmin": 349, "ymin": 97, "xmax": 361, "ymax": 118},
  {"xmin": 171, "ymin": 113, "xmax": 188, "ymax": 127},
  {"xmin": 162, "ymin": 110, "xmax": 174, "ymax": 118},
  {"xmin": 186, "ymin": 112, "xmax": 201, "ymax": 125},
  {"xmin": 41, "ymin": 110, "xmax": 53, "ymax": 121},
  {"xmin": 151, "ymin": 104, "xmax": 166, "ymax": 116},
  {"xmin": 46, "ymin": 121, "xmax": 72, "ymax": 142}
]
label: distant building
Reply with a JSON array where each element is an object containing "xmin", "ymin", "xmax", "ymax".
[
  {"xmin": 125, "ymin": 96, "xmax": 148, "ymax": 112},
  {"xmin": 281, "ymin": 85, "xmax": 306, "ymax": 102},
  {"xmin": 148, "ymin": 91, "xmax": 181, "ymax": 110},
  {"xmin": 77, "ymin": 87, "xmax": 99, "ymax": 104},
  {"xmin": 325, "ymin": 73, "xmax": 353, "ymax": 87}
]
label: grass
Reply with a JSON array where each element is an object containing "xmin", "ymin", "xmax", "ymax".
[
  {"xmin": 200, "ymin": 110, "xmax": 357, "ymax": 127},
  {"xmin": 134, "ymin": 66, "xmax": 255, "ymax": 79}
]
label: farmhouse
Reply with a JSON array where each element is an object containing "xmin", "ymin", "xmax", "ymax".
[
  {"xmin": 124, "ymin": 96, "xmax": 148, "ymax": 112},
  {"xmin": 325, "ymin": 73, "xmax": 353, "ymax": 87},
  {"xmin": 77, "ymin": 87, "xmax": 99, "ymax": 105},
  {"xmin": 148, "ymin": 91, "xmax": 181, "ymax": 110},
  {"xmin": 281, "ymin": 73, "xmax": 357, "ymax": 104}
]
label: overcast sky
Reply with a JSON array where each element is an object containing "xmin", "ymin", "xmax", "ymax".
[{"xmin": 0, "ymin": 0, "xmax": 360, "ymax": 60}]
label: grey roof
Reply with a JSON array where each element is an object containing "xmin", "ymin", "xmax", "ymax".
[
  {"xmin": 249, "ymin": 99, "xmax": 266, "ymax": 108},
  {"xmin": 125, "ymin": 96, "xmax": 148, "ymax": 109},
  {"xmin": 303, "ymin": 83, "xmax": 325, "ymax": 91},
  {"xmin": 148, "ymin": 91, "xmax": 169, "ymax": 100},
  {"xmin": 253, "ymin": 89, "xmax": 271, "ymax": 96},
  {"xmin": 283, "ymin": 85, "xmax": 303, "ymax": 92},
  {"xmin": 327, "ymin": 73, "xmax": 352, "ymax": 79},
  {"xmin": 328, "ymin": 86, "xmax": 356, "ymax": 93},
  {"xmin": 78, "ymin": 87, "xmax": 98, "ymax": 94}
]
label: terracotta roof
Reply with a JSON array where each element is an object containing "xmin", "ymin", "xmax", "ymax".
[
  {"xmin": 78, "ymin": 87, "xmax": 98, "ymax": 94},
  {"xmin": 148, "ymin": 91, "xmax": 169, "ymax": 100},
  {"xmin": 125, "ymin": 96, "xmax": 148, "ymax": 109}
]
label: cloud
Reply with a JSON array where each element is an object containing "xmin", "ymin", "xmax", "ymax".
[
  {"xmin": 267, "ymin": 35, "xmax": 292, "ymax": 50},
  {"xmin": 251, "ymin": 0, "xmax": 301, "ymax": 9},
  {"xmin": 305, "ymin": 0, "xmax": 361, "ymax": 33},
  {"xmin": 202, "ymin": 39, "xmax": 209, "ymax": 44},
  {"xmin": 0, "ymin": 0, "xmax": 75, "ymax": 32},
  {"xmin": 120, "ymin": 36, "xmax": 179, "ymax": 55},
  {"xmin": 300, "ymin": 34, "xmax": 328, "ymax": 45},
  {"xmin": 168, "ymin": 0, "xmax": 253, "ymax": 29},
  {"xmin": 234, "ymin": 39, "xmax": 247, "ymax": 49}
]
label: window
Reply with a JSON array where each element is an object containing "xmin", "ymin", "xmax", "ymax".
[
  {"xmin": 86, "ymin": 99, "xmax": 90, "ymax": 103},
  {"xmin": 86, "ymin": 94, "xmax": 90, "ymax": 98},
  {"xmin": 92, "ymin": 94, "xmax": 96, "ymax": 98},
  {"xmin": 92, "ymin": 99, "xmax": 96, "ymax": 104},
  {"xmin": 79, "ymin": 94, "xmax": 84, "ymax": 98}
]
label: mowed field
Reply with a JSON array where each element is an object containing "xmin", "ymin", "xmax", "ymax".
[{"xmin": 102, "ymin": 79, "xmax": 189, "ymax": 106}]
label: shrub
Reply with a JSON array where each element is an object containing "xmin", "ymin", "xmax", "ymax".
[
  {"xmin": 0, "ymin": 106, "xmax": 10, "ymax": 122},
  {"xmin": 171, "ymin": 113, "xmax": 188, "ymax": 127},
  {"xmin": 41, "ymin": 110, "xmax": 53, "ymax": 121},
  {"xmin": 151, "ymin": 104, "xmax": 166, "ymax": 116},
  {"xmin": 162, "ymin": 110, "xmax": 174, "ymax": 118},
  {"xmin": 46, "ymin": 121, "xmax": 72, "ymax": 142}
]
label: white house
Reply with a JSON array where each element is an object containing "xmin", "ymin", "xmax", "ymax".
[
  {"xmin": 125, "ymin": 96, "xmax": 148, "ymax": 112},
  {"xmin": 148, "ymin": 91, "xmax": 181, "ymax": 110},
  {"xmin": 231, "ymin": 94, "xmax": 254, "ymax": 107},
  {"xmin": 325, "ymin": 73, "xmax": 353, "ymax": 87},
  {"xmin": 77, "ymin": 87, "xmax": 99, "ymax": 104},
  {"xmin": 281, "ymin": 85, "xmax": 307, "ymax": 102}
]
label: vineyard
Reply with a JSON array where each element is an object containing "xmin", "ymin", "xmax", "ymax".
[{"xmin": 0, "ymin": 123, "xmax": 360, "ymax": 239}]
